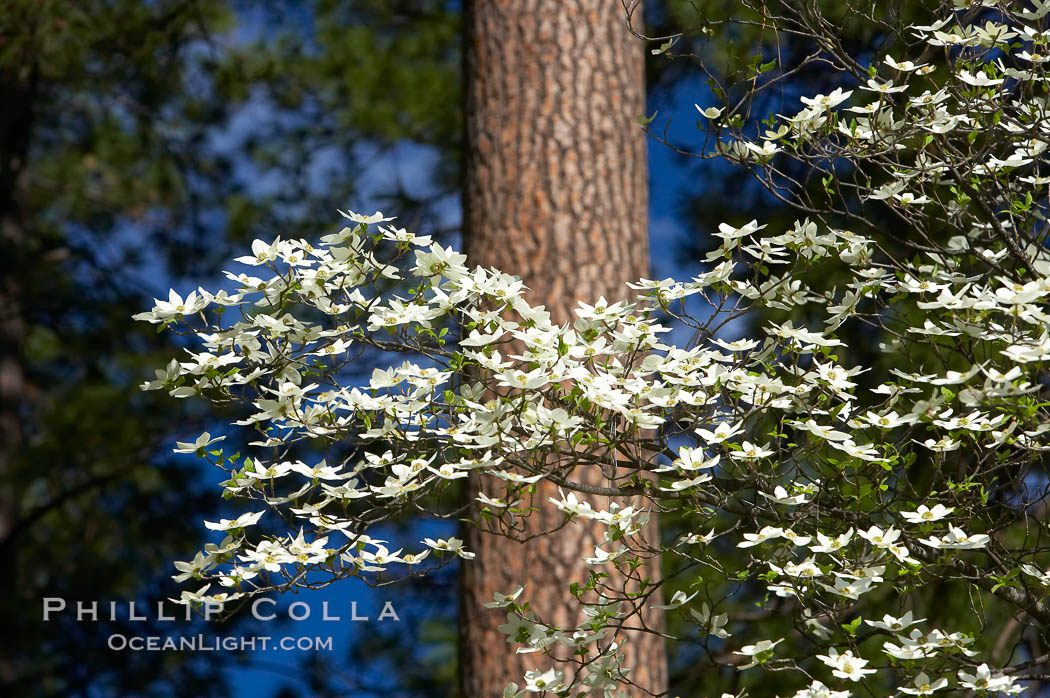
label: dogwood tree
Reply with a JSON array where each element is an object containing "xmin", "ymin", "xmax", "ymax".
[{"xmin": 138, "ymin": 1, "xmax": 1050, "ymax": 695}]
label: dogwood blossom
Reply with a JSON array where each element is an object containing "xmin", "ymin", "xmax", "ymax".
[
  {"xmin": 734, "ymin": 638, "xmax": 783, "ymax": 669},
  {"xmin": 899, "ymin": 672, "xmax": 949, "ymax": 695},
  {"xmin": 900, "ymin": 504, "xmax": 955, "ymax": 524},
  {"xmin": 817, "ymin": 648, "xmax": 876, "ymax": 681},
  {"xmin": 958, "ymin": 664, "xmax": 1024, "ymax": 694}
]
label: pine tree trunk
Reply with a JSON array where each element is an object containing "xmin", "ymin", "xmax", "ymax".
[{"xmin": 459, "ymin": 2, "xmax": 666, "ymax": 695}]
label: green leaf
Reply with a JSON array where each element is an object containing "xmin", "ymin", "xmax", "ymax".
[{"xmin": 635, "ymin": 111, "xmax": 658, "ymax": 126}]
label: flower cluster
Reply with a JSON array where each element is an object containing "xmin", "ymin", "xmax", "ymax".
[{"xmin": 139, "ymin": 1, "xmax": 1050, "ymax": 695}]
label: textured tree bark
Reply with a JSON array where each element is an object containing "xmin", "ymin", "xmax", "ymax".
[{"xmin": 460, "ymin": 2, "xmax": 666, "ymax": 695}]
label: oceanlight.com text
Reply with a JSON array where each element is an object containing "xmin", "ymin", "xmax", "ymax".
[{"xmin": 106, "ymin": 634, "xmax": 334, "ymax": 652}]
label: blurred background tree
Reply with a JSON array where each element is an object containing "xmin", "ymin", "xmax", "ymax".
[
  {"xmin": 0, "ymin": 1, "xmax": 460, "ymax": 695},
  {"xmin": 458, "ymin": 1, "xmax": 665, "ymax": 695}
]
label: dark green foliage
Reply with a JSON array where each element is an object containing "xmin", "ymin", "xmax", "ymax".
[{"xmin": 1, "ymin": 1, "xmax": 460, "ymax": 695}]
